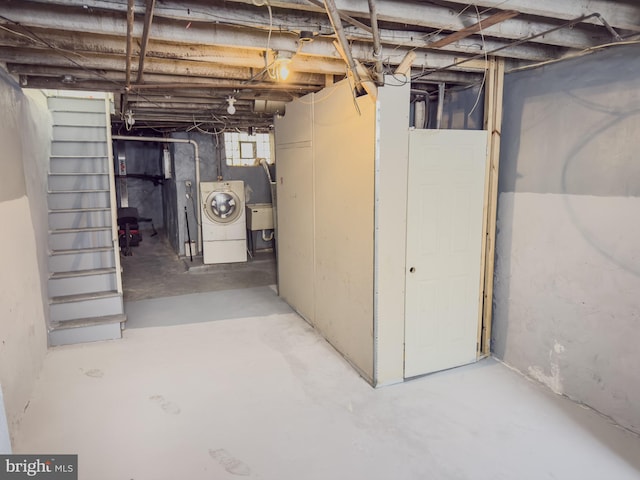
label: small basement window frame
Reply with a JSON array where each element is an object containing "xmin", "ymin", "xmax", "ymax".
[{"xmin": 224, "ymin": 131, "xmax": 273, "ymax": 166}]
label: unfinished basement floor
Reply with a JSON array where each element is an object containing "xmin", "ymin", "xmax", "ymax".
[
  {"xmin": 12, "ymin": 287, "xmax": 640, "ymax": 480},
  {"xmin": 120, "ymin": 229, "xmax": 277, "ymax": 302}
]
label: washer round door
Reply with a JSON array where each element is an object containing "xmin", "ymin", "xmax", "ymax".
[{"xmin": 204, "ymin": 189, "xmax": 242, "ymax": 224}]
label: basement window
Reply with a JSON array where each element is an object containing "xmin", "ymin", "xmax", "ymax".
[{"xmin": 224, "ymin": 132, "xmax": 273, "ymax": 166}]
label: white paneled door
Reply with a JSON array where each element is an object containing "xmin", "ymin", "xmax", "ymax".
[{"xmin": 404, "ymin": 129, "xmax": 488, "ymax": 378}]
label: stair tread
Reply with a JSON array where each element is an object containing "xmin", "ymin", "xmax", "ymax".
[
  {"xmin": 50, "ymin": 246, "xmax": 113, "ymax": 255},
  {"xmin": 50, "ymin": 290, "xmax": 121, "ymax": 304},
  {"xmin": 50, "ymin": 226, "xmax": 112, "ymax": 234},
  {"xmin": 49, "ymin": 207, "xmax": 111, "ymax": 213},
  {"xmin": 50, "ymin": 267, "xmax": 116, "ymax": 279},
  {"xmin": 51, "ymin": 139, "xmax": 106, "ymax": 142},
  {"xmin": 48, "ymin": 172, "xmax": 109, "ymax": 176},
  {"xmin": 50, "ymin": 155, "xmax": 108, "ymax": 159},
  {"xmin": 48, "ymin": 189, "xmax": 110, "ymax": 193},
  {"xmin": 50, "ymin": 313, "xmax": 126, "ymax": 330}
]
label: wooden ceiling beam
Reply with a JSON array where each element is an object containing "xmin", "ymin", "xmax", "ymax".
[
  {"xmin": 427, "ymin": 10, "xmax": 519, "ymax": 48},
  {"xmin": 0, "ymin": 47, "xmax": 328, "ymax": 84},
  {"xmin": 136, "ymin": 0, "xmax": 156, "ymax": 84},
  {"xmin": 220, "ymin": 0, "xmax": 613, "ymax": 48},
  {"xmin": 5, "ymin": 1, "xmax": 609, "ymax": 53},
  {"xmin": 433, "ymin": 0, "xmax": 640, "ymax": 33}
]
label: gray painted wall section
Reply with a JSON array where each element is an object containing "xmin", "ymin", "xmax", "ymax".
[
  {"xmin": 0, "ymin": 71, "xmax": 49, "ymax": 445},
  {"xmin": 118, "ymin": 141, "xmax": 165, "ymax": 229},
  {"xmin": 0, "ymin": 71, "xmax": 27, "ymax": 202},
  {"xmin": 426, "ymin": 84, "xmax": 484, "ymax": 130},
  {"xmin": 119, "ymin": 132, "xmax": 275, "ymax": 255},
  {"xmin": 169, "ymin": 132, "xmax": 275, "ymax": 255},
  {"xmin": 493, "ymin": 44, "xmax": 640, "ymax": 434}
]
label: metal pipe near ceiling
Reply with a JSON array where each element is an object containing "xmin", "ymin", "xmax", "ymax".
[
  {"xmin": 367, "ymin": 0, "xmax": 383, "ymax": 84},
  {"xmin": 307, "ymin": 0, "xmax": 372, "ymax": 34},
  {"xmin": 136, "ymin": 0, "xmax": 156, "ymax": 84},
  {"xmin": 123, "ymin": 0, "xmax": 135, "ymax": 111},
  {"xmin": 436, "ymin": 83, "xmax": 444, "ymax": 129},
  {"xmin": 413, "ymin": 13, "xmax": 602, "ymax": 80},
  {"xmin": 323, "ymin": 0, "xmax": 363, "ymax": 90},
  {"xmin": 112, "ymin": 135, "xmax": 202, "ymax": 254}
]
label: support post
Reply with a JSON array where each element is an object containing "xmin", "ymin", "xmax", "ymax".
[{"xmin": 478, "ymin": 56, "xmax": 504, "ymax": 356}]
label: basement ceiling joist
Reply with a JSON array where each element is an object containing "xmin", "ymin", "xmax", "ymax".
[{"xmin": 0, "ymin": 0, "xmax": 636, "ymax": 131}]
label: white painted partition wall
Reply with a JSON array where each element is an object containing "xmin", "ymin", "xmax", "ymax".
[
  {"xmin": 276, "ymin": 79, "xmax": 487, "ymax": 385},
  {"xmin": 275, "ymin": 80, "xmax": 376, "ymax": 381},
  {"xmin": 373, "ymin": 83, "xmax": 411, "ymax": 385},
  {"xmin": 274, "ymin": 99, "xmax": 314, "ymax": 323}
]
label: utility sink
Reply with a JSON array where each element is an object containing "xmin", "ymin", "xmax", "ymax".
[{"xmin": 246, "ymin": 203, "xmax": 274, "ymax": 230}]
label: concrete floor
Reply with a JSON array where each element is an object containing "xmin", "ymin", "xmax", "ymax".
[
  {"xmin": 13, "ymin": 287, "xmax": 640, "ymax": 479},
  {"xmin": 13, "ymin": 231, "xmax": 640, "ymax": 478},
  {"xmin": 120, "ymin": 229, "xmax": 276, "ymax": 302}
]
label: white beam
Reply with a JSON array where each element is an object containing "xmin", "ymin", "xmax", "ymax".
[
  {"xmin": 9, "ymin": 0, "xmax": 609, "ymax": 51},
  {"xmin": 0, "ymin": 28, "xmax": 349, "ymax": 75},
  {"xmin": 0, "ymin": 47, "xmax": 327, "ymax": 84},
  {"xmin": 8, "ymin": 0, "xmax": 560, "ymax": 61},
  {"xmin": 0, "ymin": 8, "xmax": 496, "ymax": 74},
  {"xmin": 7, "ymin": 65, "xmax": 319, "ymax": 92},
  {"xmin": 436, "ymin": 0, "xmax": 640, "ymax": 33},
  {"xmin": 223, "ymin": 0, "xmax": 612, "ymax": 49}
]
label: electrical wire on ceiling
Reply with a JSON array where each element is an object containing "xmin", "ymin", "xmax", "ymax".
[
  {"xmin": 411, "ymin": 12, "xmax": 604, "ymax": 81},
  {"xmin": 251, "ymin": 0, "xmax": 276, "ymax": 77},
  {"xmin": 377, "ymin": 2, "xmax": 480, "ymax": 78},
  {"xmin": 0, "ymin": 14, "xmax": 164, "ymax": 114},
  {"xmin": 506, "ymin": 39, "xmax": 640, "ymax": 74},
  {"xmin": 468, "ymin": 3, "xmax": 487, "ymax": 117}
]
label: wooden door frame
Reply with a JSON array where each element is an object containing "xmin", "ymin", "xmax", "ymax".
[{"xmin": 477, "ymin": 56, "xmax": 505, "ymax": 357}]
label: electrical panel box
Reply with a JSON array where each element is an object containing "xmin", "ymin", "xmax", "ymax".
[{"xmin": 245, "ymin": 203, "xmax": 274, "ymax": 230}]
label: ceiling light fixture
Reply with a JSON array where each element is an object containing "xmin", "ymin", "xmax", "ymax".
[
  {"xmin": 124, "ymin": 109, "xmax": 135, "ymax": 130},
  {"xmin": 298, "ymin": 31, "xmax": 314, "ymax": 43},
  {"xmin": 226, "ymin": 96, "xmax": 237, "ymax": 115},
  {"xmin": 274, "ymin": 50, "xmax": 294, "ymax": 81}
]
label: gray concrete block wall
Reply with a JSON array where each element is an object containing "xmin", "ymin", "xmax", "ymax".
[
  {"xmin": 170, "ymin": 131, "xmax": 275, "ymax": 255},
  {"xmin": 120, "ymin": 141, "xmax": 165, "ymax": 229},
  {"xmin": 493, "ymin": 44, "xmax": 640, "ymax": 434},
  {"xmin": 426, "ymin": 84, "xmax": 484, "ymax": 130},
  {"xmin": 120, "ymin": 131, "xmax": 275, "ymax": 256}
]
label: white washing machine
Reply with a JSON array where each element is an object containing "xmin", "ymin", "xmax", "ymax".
[{"xmin": 200, "ymin": 181, "xmax": 247, "ymax": 264}]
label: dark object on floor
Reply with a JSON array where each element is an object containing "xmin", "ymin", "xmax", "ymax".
[
  {"xmin": 138, "ymin": 217, "xmax": 158, "ymax": 237},
  {"xmin": 118, "ymin": 207, "xmax": 142, "ymax": 256},
  {"xmin": 184, "ymin": 206, "xmax": 193, "ymax": 262}
]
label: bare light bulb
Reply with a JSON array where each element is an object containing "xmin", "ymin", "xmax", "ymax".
[
  {"xmin": 226, "ymin": 96, "xmax": 237, "ymax": 115},
  {"xmin": 278, "ymin": 59, "xmax": 291, "ymax": 81},
  {"xmin": 274, "ymin": 50, "xmax": 294, "ymax": 81}
]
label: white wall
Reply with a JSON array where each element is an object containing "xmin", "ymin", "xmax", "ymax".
[
  {"xmin": 493, "ymin": 44, "xmax": 640, "ymax": 434},
  {"xmin": 275, "ymin": 81, "xmax": 376, "ymax": 381},
  {"xmin": 275, "ymin": 97, "xmax": 314, "ymax": 321},
  {"xmin": 374, "ymin": 83, "xmax": 410, "ymax": 385},
  {"xmin": 0, "ymin": 71, "xmax": 50, "ymax": 444}
]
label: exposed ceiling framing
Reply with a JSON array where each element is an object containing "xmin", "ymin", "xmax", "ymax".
[{"xmin": 0, "ymin": 0, "xmax": 637, "ymax": 132}]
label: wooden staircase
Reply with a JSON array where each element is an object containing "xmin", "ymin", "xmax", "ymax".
[{"xmin": 46, "ymin": 93, "xmax": 125, "ymax": 346}]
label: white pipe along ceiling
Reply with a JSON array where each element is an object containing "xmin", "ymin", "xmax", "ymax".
[{"xmin": 0, "ymin": 0, "xmax": 637, "ymax": 132}]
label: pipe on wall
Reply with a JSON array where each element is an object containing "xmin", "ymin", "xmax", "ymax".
[
  {"xmin": 112, "ymin": 135, "xmax": 202, "ymax": 254},
  {"xmin": 436, "ymin": 83, "xmax": 445, "ymax": 129},
  {"xmin": 323, "ymin": 0, "xmax": 363, "ymax": 90},
  {"xmin": 367, "ymin": 0, "xmax": 384, "ymax": 85}
]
